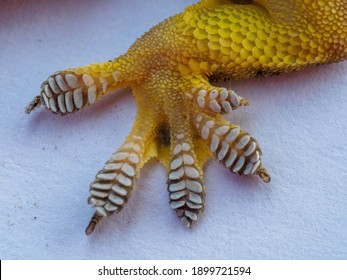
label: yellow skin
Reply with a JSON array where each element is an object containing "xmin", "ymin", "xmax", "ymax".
[{"xmin": 26, "ymin": 0, "xmax": 346, "ymax": 234}]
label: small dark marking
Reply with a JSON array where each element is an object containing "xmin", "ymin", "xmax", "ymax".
[
  {"xmin": 256, "ymin": 69, "xmax": 264, "ymax": 77},
  {"xmin": 157, "ymin": 123, "xmax": 171, "ymax": 146},
  {"xmin": 209, "ymin": 68, "xmax": 285, "ymax": 83},
  {"xmin": 231, "ymin": 0, "xmax": 254, "ymax": 4},
  {"xmin": 255, "ymin": 68, "xmax": 284, "ymax": 77}
]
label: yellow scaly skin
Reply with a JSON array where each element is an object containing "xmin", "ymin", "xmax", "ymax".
[{"xmin": 26, "ymin": 0, "xmax": 346, "ymax": 234}]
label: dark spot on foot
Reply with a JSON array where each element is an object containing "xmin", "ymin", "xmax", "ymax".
[{"xmin": 157, "ymin": 123, "xmax": 171, "ymax": 146}]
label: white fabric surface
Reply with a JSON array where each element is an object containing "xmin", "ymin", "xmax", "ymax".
[{"xmin": 0, "ymin": 0, "xmax": 346, "ymax": 260}]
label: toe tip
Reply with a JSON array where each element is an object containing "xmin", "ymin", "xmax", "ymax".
[
  {"xmin": 85, "ymin": 212, "xmax": 103, "ymax": 235},
  {"xmin": 256, "ymin": 166, "xmax": 271, "ymax": 183},
  {"xmin": 181, "ymin": 216, "xmax": 193, "ymax": 228},
  {"xmin": 25, "ymin": 95, "xmax": 42, "ymax": 114}
]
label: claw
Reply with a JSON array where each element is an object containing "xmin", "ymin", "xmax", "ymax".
[
  {"xmin": 25, "ymin": 95, "xmax": 42, "ymax": 114},
  {"xmin": 240, "ymin": 97, "xmax": 250, "ymax": 106},
  {"xmin": 256, "ymin": 165, "xmax": 271, "ymax": 183},
  {"xmin": 85, "ymin": 212, "xmax": 103, "ymax": 235}
]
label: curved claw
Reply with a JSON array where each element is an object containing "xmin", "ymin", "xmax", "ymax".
[
  {"xmin": 240, "ymin": 97, "xmax": 250, "ymax": 107},
  {"xmin": 85, "ymin": 212, "xmax": 103, "ymax": 235},
  {"xmin": 256, "ymin": 165, "xmax": 271, "ymax": 183},
  {"xmin": 25, "ymin": 95, "xmax": 42, "ymax": 114}
]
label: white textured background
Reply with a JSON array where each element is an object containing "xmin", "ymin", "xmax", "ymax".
[{"xmin": 1, "ymin": 0, "xmax": 346, "ymax": 260}]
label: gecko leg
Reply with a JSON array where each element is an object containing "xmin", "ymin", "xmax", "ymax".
[
  {"xmin": 25, "ymin": 61, "xmax": 127, "ymax": 115},
  {"xmin": 167, "ymin": 132, "xmax": 205, "ymax": 228},
  {"xmin": 194, "ymin": 112, "xmax": 270, "ymax": 182}
]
